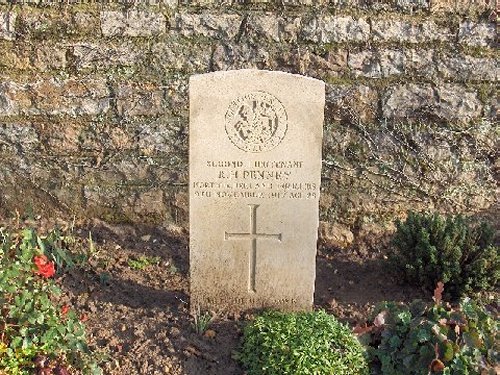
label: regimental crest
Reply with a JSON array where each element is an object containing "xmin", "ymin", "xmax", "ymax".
[{"xmin": 225, "ymin": 91, "xmax": 288, "ymax": 153}]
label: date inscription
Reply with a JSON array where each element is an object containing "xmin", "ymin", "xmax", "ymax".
[{"xmin": 192, "ymin": 160, "xmax": 318, "ymax": 200}]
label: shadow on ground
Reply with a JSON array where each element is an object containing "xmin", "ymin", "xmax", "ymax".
[
  {"xmin": 60, "ymin": 221, "xmax": 242, "ymax": 375},
  {"xmin": 60, "ymin": 221, "xmax": 429, "ymax": 374},
  {"xmin": 315, "ymin": 247, "xmax": 428, "ymax": 323}
]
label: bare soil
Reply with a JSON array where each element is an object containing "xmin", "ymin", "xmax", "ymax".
[
  {"xmin": 55, "ymin": 218, "xmax": 428, "ymax": 375},
  {"xmin": 6, "ymin": 217, "xmax": 429, "ymax": 375}
]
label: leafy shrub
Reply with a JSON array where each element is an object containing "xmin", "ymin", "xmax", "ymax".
[
  {"xmin": 127, "ymin": 255, "xmax": 160, "ymax": 270},
  {"xmin": 357, "ymin": 283, "xmax": 499, "ymax": 374},
  {"xmin": 238, "ymin": 310, "xmax": 369, "ymax": 375},
  {"xmin": 0, "ymin": 225, "xmax": 102, "ymax": 374},
  {"xmin": 390, "ymin": 211, "xmax": 499, "ymax": 298}
]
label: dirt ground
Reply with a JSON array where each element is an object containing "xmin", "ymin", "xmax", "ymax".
[
  {"xmin": 49, "ymin": 218, "xmax": 427, "ymax": 375},
  {"xmin": 1, "ymin": 216, "xmax": 431, "ymax": 374}
]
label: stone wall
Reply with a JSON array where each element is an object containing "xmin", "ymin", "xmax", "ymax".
[{"xmin": 0, "ymin": 0, "xmax": 498, "ymax": 248}]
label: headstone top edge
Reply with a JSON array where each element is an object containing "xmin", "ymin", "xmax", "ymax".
[{"xmin": 189, "ymin": 69, "xmax": 325, "ymax": 87}]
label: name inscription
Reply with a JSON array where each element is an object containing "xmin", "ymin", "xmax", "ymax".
[{"xmin": 192, "ymin": 160, "xmax": 318, "ymax": 200}]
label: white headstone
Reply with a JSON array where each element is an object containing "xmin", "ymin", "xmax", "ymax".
[{"xmin": 190, "ymin": 70, "xmax": 325, "ymax": 313}]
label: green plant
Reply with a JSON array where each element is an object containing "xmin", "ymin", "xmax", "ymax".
[
  {"xmin": 36, "ymin": 227, "xmax": 75, "ymax": 273},
  {"xmin": 98, "ymin": 272, "xmax": 111, "ymax": 286},
  {"xmin": 357, "ymin": 283, "xmax": 499, "ymax": 374},
  {"xmin": 390, "ymin": 211, "xmax": 499, "ymax": 298},
  {"xmin": 192, "ymin": 308, "xmax": 213, "ymax": 335},
  {"xmin": 168, "ymin": 263, "xmax": 178, "ymax": 275},
  {"xmin": 0, "ymin": 225, "xmax": 102, "ymax": 374},
  {"xmin": 87, "ymin": 231, "xmax": 98, "ymax": 259},
  {"xmin": 238, "ymin": 310, "xmax": 369, "ymax": 375},
  {"xmin": 127, "ymin": 255, "xmax": 160, "ymax": 270}
]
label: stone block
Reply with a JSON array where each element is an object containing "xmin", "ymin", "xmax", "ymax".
[
  {"xmin": 302, "ymin": 15, "xmax": 370, "ymax": 43},
  {"xmin": 239, "ymin": 14, "xmax": 303, "ymax": 44},
  {"xmin": 175, "ymin": 13, "xmax": 242, "ymax": 39},
  {"xmin": 348, "ymin": 51, "xmax": 382, "ymax": 78},
  {"xmin": 282, "ymin": 0, "xmax": 329, "ymax": 4},
  {"xmin": 434, "ymin": 84, "xmax": 484, "ymax": 119},
  {"xmin": 133, "ymin": 189, "xmax": 166, "ymax": 216},
  {"xmin": 211, "ymin": 43, "xmax": 272, "ymax": 71},
  {"xmin": 349, "ymin": 49, "xmax": 433, "ymax": 78},
  {"xmin": 136, "ymin": 118, "xmax": 187, "ymax": 156},
  {"xmin": 33, "ymin": 44, "xmax": 67, "ymax": 70},
  {"xmin": 279, "ymin": 16, "xmax": 302, "ymax": 43},
  {"xmin": 396, "ymin": 0, "xmax": 430, "ymax": 11},
  {"xmin": 379, "ymin": 49, "xmax": 406, "ymax": 76},
  {"xmin": 38, "ymin": 121, "xmax": 84, "ymax": 154},
  {"xmin": 382, "ymin": 83, "xmax": 483, "ymax": 121},
  {"xmin": 0, "ymin": 79, "xmax": 110, "ymax": 117},
  {"xmin": 33, "ymin": 78, "xmax": 110, "ymax": 117},
  {"xmin": 0, "ymin": 123, "xmax": 39, "ymax": 152},
  {"xmin": 325, "ymin": 84, "xmax": 378, "ymax": 123},
  {"xmin": 247, "ymin": 14, "xmax": 280, "ymax": 42},
  {"xmin": 163, "ymin": 77, "xmax": 189, "ymax": 115},
  {"xmin": 372, "ymin": 18, "xmax": 451, "ymax": 43},
  {"xmin": 151, "ymin": 41, "xmax": 212, "ymax": 72},
  {"xmin": 274, "ymin": 48, "xmax": 348, "ymax": 78},
  {"xmin": 0, "ymin": 82, "xmax": 20, "ymax": 116},
  {"xmin": 485, "ymin": 93, "xmax": 499, "ymax": 120},
  {"xmin": 1, "ymin": 47, "xmax": 30, "ymax": 71},
  {"xmin": 1, "ymin": 43, "xmax": 67, "ymax": 72},
  {"xmin": 100, "ymin": 10, "xmax": 166, "ymax": 37},
  {"xmin": 403, "ymin": 48, "xmax": 435, "ymax": 76},
  {"xmin": 16, "ymin": 10, "xmax": 98, "ymax": 39},
  {"xmin": 116, "ymin": 82, "xmax": 165, "ymax": 117},
  {"xmin": 436, "ymin": 55, "xmax": 499, "ymax": 81},
  {"xmin": 458, "ymin": 21, "xmax": 496, "ymax": 47},
  {"xmin": 70, "ymin": 42, "xmax": 140, "ymax": 70},
  {"xmin": 430, "ymin": 0, "xmax": 495, "ymax": 13},
  {"xmin": 72, "ymin": 12, "xmax": 101, "ymax": 35}
]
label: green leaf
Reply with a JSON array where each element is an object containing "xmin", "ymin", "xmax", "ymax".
[
  {"xmin": 36, "ymin": 312, "xmax": 45, "ymax": 325},
  {"xmin": 10, "ymin": 336, "xmax": 22, "ymax": 349},
  {"xmin": 443, "ymin": 342, "xmax": 454, "ymax": 361},
  {"xmin": 462, "ymin": 331, "xmax": 482, "ymax": 348},
  {"xmin": 36, "ymin": 235, "xmax": 46, "ymax": 254},
  {"xmin": 416, "ymin": 328, "xmax": 431, "ymax": 343}
]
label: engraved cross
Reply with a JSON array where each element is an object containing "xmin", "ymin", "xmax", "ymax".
[{"xmin": 224, "ymin": 204, "xmax": 282, "ymax": 293}]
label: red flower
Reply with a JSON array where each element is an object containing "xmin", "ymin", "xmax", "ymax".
[
  {"xmin": 34, "ymin": 255, "xmax": 49, "ymax": 267},
  {"xmin": 79, "ymin": 313, "xmax": 89, "ymax": 322},
  {"xmin": 61, "ymin": 305, "xmax": 70, "ymax": 316},
  {"xmin": 33, "ymin": 255, "xmax": 56, "ymax": 278}
]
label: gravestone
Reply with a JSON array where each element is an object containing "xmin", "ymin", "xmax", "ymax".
[{"xmin": 189, "ymin": 70, "xmax": 325, "ymax": 313}]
